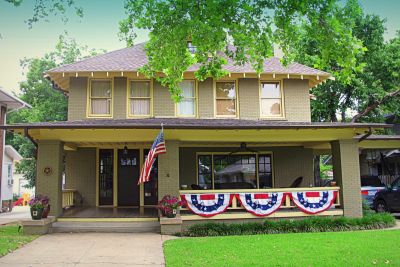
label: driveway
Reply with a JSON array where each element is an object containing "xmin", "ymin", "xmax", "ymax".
[
  {"xmin": 0, "ymin": 206, "xmax": 30, "ymax": 225},
  {"xmin": 0, "ymin": 232, "xmax": 175, "ymax": 267}
]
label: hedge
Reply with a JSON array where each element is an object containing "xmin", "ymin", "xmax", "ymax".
[{"xmin": 182, "ymin": 213, "xmax": 396, "ymax": 237}]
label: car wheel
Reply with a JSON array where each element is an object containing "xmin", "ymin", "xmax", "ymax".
[{"xmin": 375, "ymin": 200, "xmax": 388, "ymax": 213}]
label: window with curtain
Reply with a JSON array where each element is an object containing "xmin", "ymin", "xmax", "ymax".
[
  {"xmin": 177, "ymin": 80, "xmax": 196, "ymax": 117},
  {"xmin": 129, "ymin": 81, "xmax": 151, "ymax": 116},
  {"xmin": 90, "ymin": 80, "xmax": 112, "ymax": 116},
  {"xmin": 260, "ymin": 81, "xmax": 283, "ymax": 117},
  {"xmin": 215, "ymin": 81, "xmax": 237, "ymax": 116}
]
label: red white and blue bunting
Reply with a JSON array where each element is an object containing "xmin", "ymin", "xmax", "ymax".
[
  {"xmin": 289, "ymin": 190, "xmax": 338, "ymax": 214},
  {"xmin": 181, "ymin": 193, "xmax": 234, "ymax": 217},
  {"xmin": 236, "ymin": 193, "xmax": 285, "ymax": 217}
]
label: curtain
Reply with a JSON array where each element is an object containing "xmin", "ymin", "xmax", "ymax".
[
  {"xmin": 178, "ymin": 81, "xmax": 195, "ymax": 116},
  {"xmin": 131, "ymin": 99, "xmax": 150, "ymax": 115},
  {"xmin": 91, "ymin": 99, "xmax": 110, "ymax": 115}
]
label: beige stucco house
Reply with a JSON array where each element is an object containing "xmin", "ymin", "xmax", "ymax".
[{"xmin": 3, "ymin": 42, "xmax": 399, "ymax": 233}]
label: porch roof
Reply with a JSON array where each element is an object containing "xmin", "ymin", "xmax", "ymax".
[
  {"xmin": 0, "ymin": 118, "xmax": 390, "ymax": 130},
  {"xmin": 1, "ymin": 118, "xmax": 390, "ymax": 145}
]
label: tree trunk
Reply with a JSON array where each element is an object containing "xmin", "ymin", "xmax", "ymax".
[{"xmin": 351, "ymin": 89, "xmax": 400, "ymax": 122}]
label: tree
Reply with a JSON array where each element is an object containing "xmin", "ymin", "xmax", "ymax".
[
  {"xmin": 7, "ymin": 33, "xmax": 103, "ymax": 188},
  {"xmin": 120, "ymin": 0, "xmax": 364, "ymax": 101},
  {"xmin": 4, "ymin": 0, "xmax": 83, "ymax": 28}
]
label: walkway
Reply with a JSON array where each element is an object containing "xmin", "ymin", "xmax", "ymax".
[
  {"xmin": 0, "ymin": 206, "xmax": 30, "ymax": 225},
  {"xmin": 0, "ymin": 232, "xmax": 176, "ymax": 267}
]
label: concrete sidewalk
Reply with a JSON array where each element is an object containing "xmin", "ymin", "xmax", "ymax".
[
  {"xmin": 0, "ymin": 206, "xmax": 30, "ymax": 225},
  {"xmin": 0, "ymin": 232, "xmax": 176, "ymax": 267}
]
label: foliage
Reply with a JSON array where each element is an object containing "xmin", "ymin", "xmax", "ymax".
[
  {"xmin": 6, "ymin": 32, "xmax": 104, "ymax": 188},
  {"xmin": 120, "ymin": 0, "xmax": 364, "ymax": 102},
  {"xmin": 164, "ymin": 229, "xmax": 400, "ymax": 266},
  {"xmin": 0, "ymin": 226, "xmax": 37, "ymax": 256},
  {"xmin": 320, "ymin": 163, "xmax": 333, "ymax": 179},
  {"xmin": 182, "ymin": 213, "xmax": 395, "ymax": 237},
  {"xmin": 157, "ymin": 195, "xmax": 182, "ymax": 216},
  {"xmin": 303, "ymin": 13, "xmax": 400, "ymax": 122},
  {"xmin": 28, "ymin": 194, "xmax": 49, "ymax": 209},
  {"xmin": 3, "ymin": 0, "xmax": 83, "ymax": 28}
]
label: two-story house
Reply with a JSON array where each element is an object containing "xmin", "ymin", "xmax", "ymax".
[{"xmin": 3, "ymin": 42, "xmax": 397, "ymax": 233}]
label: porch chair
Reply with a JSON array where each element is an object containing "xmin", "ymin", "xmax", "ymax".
[{"xmin": 289, "ymin": 176, "xmax": 303, "ymax": 188}]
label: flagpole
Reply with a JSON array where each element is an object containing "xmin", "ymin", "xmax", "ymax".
[{"xmin": 161, "ymin": 122, "xmax": 164, "ymax": 131}]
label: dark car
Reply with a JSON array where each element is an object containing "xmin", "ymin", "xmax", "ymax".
[
  {"xmin": 373, "ymin": 178, "xmax": 400, "ymax": 213},
  {"xmin": 360, "ymin": 176, "xmax": 385, "ymax": 207}
]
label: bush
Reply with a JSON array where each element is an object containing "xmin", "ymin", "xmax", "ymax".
[{"xmin": 183, "ymin": 213, "xmax": 396, "ymax": 237}]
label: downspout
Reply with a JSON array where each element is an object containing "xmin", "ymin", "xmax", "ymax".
[
  {"xmin": 24, "ymin": 128, "xmax": 38, "ymax": 149},
  {"xmin": 358, "ymin": 127, "xmax": 372, "ymax": 143}
]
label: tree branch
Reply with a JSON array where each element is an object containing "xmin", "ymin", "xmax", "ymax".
[{"xmin": 351, "ymin": 88, "xmax": 400, "ymax": 122}]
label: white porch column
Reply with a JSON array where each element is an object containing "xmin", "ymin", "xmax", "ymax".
[{"xmin": 331, "ymin": 140, "xmax": 362, "ymax": 218}]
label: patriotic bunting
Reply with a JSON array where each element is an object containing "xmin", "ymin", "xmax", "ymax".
[
  {"xmin": 236, "ymin": 193, "xmax": 285, "ymax": 217},
  {"xmin": 289, "ymin": 190, "xmax": 338, "ymax": 214},
  {"xmin": 181, "ymin": 193, "xmax": 233, "ymax": 217}
]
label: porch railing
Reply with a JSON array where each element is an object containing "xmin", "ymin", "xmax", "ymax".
[
  {"xmin": 62, "ymin": 189, "xmax": 77, "ymax": 208},
  {"xmin": 179, "ymin": 187, "xmax": 341, "ymax": 219}
]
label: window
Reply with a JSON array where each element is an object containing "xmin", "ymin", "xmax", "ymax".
[
  {"xmin": 197, "ymin": 153, "xmax": 273, "ymax": 189},
  {"xmin": 215, "ymin": 81, "xmax": 237, "ymax": 117},
  {"xmin": 89, "ymin": 79, "xmax": 112, "ymax": 116},
  {"xmin": 177, "ymin": 80, "xmax": 196, "ymax": 117},
  {"xmin": 7, "ymin": 164, "xmax": 12, "ymax": 179},
  {"xmin": 129, "ymin": 80, "xmax": 151, "ymax": 117},
  {"xmin": 260, "ymin": 81, "xmax": 283, "ymax": 117},
  {"xmin": 187, "ymin": 41, "xmax": 196, "ymax": 53}
]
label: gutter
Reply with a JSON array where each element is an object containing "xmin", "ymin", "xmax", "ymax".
[{"xmin": 358, "ymin": 127, "xmax": 373, "ymax": 142}]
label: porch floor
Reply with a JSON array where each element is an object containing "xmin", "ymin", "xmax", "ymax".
[{"xmin": 60, "ymin": 207, "xmax": 158, "ymax": 218}]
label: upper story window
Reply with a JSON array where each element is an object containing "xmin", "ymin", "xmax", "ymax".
[
  {"xmin": 89, "ymin": 79, "xmax": 112, "ymax": 117},
  {"xmin": 260, "ymin": 81, "xmax": 284, "ymax": 118},
  {"xmin": 215, "ymin": 81, "xmax": 237, "ymax": 117},
  {"xmin": 177, "ymin": 80, "xmax": 196, "ymax": 117},
  {"xmin": 129, "ymin": 80, "xmax": 151, "ymax": 117},
  {"xmin": 187, "ymin": 41, "xmax": 196, "ymax": 53}
]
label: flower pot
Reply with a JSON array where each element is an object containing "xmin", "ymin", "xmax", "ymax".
[
  {"xmin": 42, "ymin": 205, "xmax": 50, "ymax": 218},
  {"xmin": 166, "ymin": 212, "xmax": 176, "ymax": 218},
  {"xmin": 30, "ymin": 207, "xmax": 44, "ymax": 220}
]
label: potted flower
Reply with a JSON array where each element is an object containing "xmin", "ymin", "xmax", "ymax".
[
  {"xmin": 157, "ymin": 195, "xmax": 182, "ymax": 218},
  {"xmin": 41, "ymin": 195, "xmax": 50, "ymax": 218},
  {"xmin": 29, "ymin": 196, "xmax": 44, "ymax": 220}
]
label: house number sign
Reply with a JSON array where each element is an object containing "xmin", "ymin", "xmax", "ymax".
[{"xmin": 43, "ymin": 167, "xmax": 53, "ymax": 176}]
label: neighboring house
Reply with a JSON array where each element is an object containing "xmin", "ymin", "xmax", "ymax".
[
  {"xmin": 1, "ymin": 145, "xmax": 22, "ymax": 202},
  {"xmin": 13, "ymin": 167, "xmax": 35, "ymax": 199},
  {"xmin": 2, "ymin": 43, "xmax": 400, "ymax": 233},
  {"xmin": 0, "ymin": 89, "xmax": 30, "ymax": 207}
]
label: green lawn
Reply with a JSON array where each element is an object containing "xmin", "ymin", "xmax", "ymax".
[
  {"xmin": 0, "ymin": 226, "xmax": 37, "ymax": 257},
  {"xmin": 164, "ymin": 230, "xmax": 400, "ymax": 266}
]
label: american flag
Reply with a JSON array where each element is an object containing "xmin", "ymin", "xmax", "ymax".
[{"xmin": 137, "ymin": 129, "xmax": 166, "ymax": 185}]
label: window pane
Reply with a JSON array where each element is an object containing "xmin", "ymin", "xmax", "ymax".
[
  {"xmin": 259, "ymin": 155, "xmax": 272, "ymax": 188},
  {"xmin": 216, "ymin": 99, "xmax": 236, "ymax": 116},
  {"xmin": 91, "ymin": 80, "xmax": 111, "ymax": 97},
  {"xmin": 180, "ymin": 80, "xmax": 195, "ymax": 98},
  {"xmin": 178, "ymin": 99, "xmax": 195, "ymax": 116},
  {"xmin": 216, "ymin": 82, "xmax": 236, "ymax": 98},
  {"xmin": 214, "ymin": 155, "xmax": 257, "ymax": 189},
  {"xmin": 91, "ymin": 99, "xmax": 110, "ymax": 115},
  {"xmin": 131, "ymin": 81, "xmax": 150, "ymax": 97},
  {"xmin": 261, "ymin": 99, "xmax": 282, "ymax": 116},
  {"xmin": 198, "ymin": 155, "xmax": 212, "ymax": 189},
  {"xmin": 261, "ymin": 82, "xmax": 280, "ymax": 98},
  {"xmin": 130, "ymin": 99, "xmax": 150, "ymax": 115}
]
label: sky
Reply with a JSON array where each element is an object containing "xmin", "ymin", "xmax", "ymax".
[{"xmin": 0, "ymin": 0, "xmax": 399, "ymax": 95}]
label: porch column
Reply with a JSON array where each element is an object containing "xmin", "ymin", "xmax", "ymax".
[
  {"xmin": 331, "ymin": 140, "xmax": 362, "ymax": 218},
  {"xmin": 36, "ymin": 140, "xmax": 64, "ymax": 217},
  {"xmin": 158, "ymin": 140, "xmax": 180, "ymax": 199}
]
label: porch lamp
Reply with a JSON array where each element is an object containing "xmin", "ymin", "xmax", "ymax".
[{"xmin": 123, "ymin": 143, "xmax": 129, "ymax": 156}]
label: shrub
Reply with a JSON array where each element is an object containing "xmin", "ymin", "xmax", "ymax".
[{"xmin": 183, "ymin": 213, "xmax": 396, "ymax": 237}]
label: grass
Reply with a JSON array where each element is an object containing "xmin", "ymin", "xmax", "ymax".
[
  {"xmin": 164, "ymin": 230, "xmax": 400, "ymax": 266},
  {"xmin": 0, "ymin": 226, "xmax": 37, "ymax": 257}
]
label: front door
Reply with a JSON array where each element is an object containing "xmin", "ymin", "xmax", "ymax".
[{"xmin": 118, "ymin": 149, "xmax": 140, "ymax": 206}]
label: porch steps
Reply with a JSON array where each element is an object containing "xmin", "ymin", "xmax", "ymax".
[{"xmin": 51, "ymin": 220, "xmax": 160, "ymax": 233}]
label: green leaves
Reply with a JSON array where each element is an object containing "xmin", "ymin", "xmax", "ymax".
[{"xmin": 120, "ymin": 0, "xmax": 365, "ymax": 101}]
